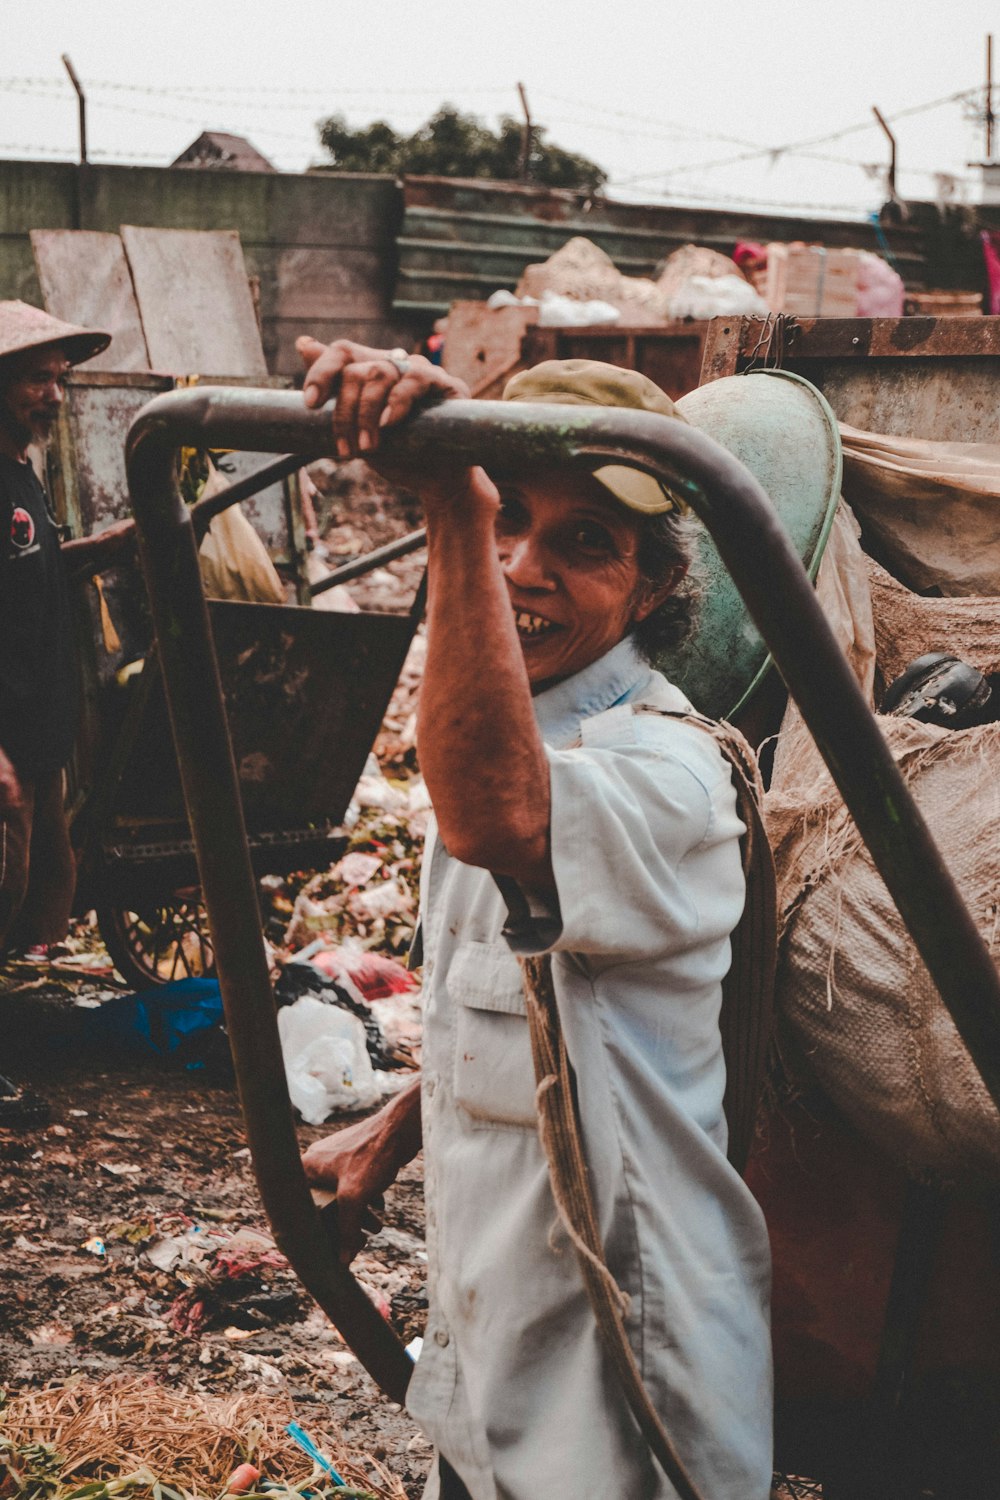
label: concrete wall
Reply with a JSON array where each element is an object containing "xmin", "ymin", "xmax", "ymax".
[{"xmin": 0, "ymin": 159, "xmax": 419, "ymax": 374}]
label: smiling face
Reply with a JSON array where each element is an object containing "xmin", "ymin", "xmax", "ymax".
[
  {"xmin": 0, "ymin": 345, "xmax": 70, "ymax": 459},
  {"xmin": 494, "ymin": 467, "xmax": 681, "ymax": 691}
]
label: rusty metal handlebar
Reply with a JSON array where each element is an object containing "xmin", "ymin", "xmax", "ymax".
[{"xmin": 126, "ymin": 384, "xmax": 1000, "ymax": 1405}]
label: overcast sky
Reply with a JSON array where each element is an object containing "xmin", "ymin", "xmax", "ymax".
[{"xmin": 3, "ymin": 1, "xmax": 997, "ymax": 219}]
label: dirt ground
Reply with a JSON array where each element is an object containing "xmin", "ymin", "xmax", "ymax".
[
  {"xmin": 0, "ymin": 980, "xmax": 432, "ymax": 1496},
  {"xmin": 0, "ymin": 466, "xmax": 434, "ymax": 1496}
]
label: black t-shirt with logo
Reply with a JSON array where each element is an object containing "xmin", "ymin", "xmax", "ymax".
[{"xmin": 0, "ymin": 454, "xmax": 77, "ymax": 774}]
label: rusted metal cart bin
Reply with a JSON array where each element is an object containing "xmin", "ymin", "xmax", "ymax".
[
  {"xmin": 126, "ymin": 384, "xmax": 1000, "ymax": 1498},
  {"xmin": 49, "ymin": 369, "xmax": 421, "ymax": 987}
]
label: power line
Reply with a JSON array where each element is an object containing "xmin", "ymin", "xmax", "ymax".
[
  {"xmin": 526, "ymin": 112, "xmax": 730, "ymax": 149},
  {"xmin": 0, "ymin": 140, "xmax": 167, "ymax": 161},
  {"xmin": 1, "ymin": 73, "xmax": 983, "ymax": 197},
  {"xmin": 0, "ymin": 77, "xmax": 505, "ymax": 145},
  {"xmin": 0, "ymin": 140, "xmax": 80, "ymax": 157},
  {"xmin": 607, "ymin": 157, "xmax": 975, "ymax": 192},
  {"xmin": 619, "ymin": 184, "xmax": 880, "ymax": 216},
  {"xmin": 646, "ymin": 87, "xmax": 978, "ymax": 182},
  {"xmin": 0, "ymin": 75, "xmax": 514, "ymax": 99},
  {"xmin": 534, "ymin": 89, "xmax": 765, "ymax": 151}
]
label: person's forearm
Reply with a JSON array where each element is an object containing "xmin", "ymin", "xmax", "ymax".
[
  {"xmin": 302, "ymin": 1075, "xmax": 423, "ymax": 1193},
  {"xmin": 381, "ymin": 1074, "xmax": 423, "ymax": 1165},
  {"xmin": 418, "ymin": 482, "xmax": 551, "ymax": 885},
  {"xmin": 61, "ymin": 520, "xmax": 135, "ymax": 579}
]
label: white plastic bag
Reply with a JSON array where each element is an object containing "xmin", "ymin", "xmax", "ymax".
[
  {"xmin": 537, "ymin": 290, "xmax": 621, "ymax": 327},
  {"xmin": 667, "ymin": 274, "xmax": 770, "ymax": 321},
  {"xmin": 277, "ymin": 995, "xmax": 381, "ymax": 1122}
]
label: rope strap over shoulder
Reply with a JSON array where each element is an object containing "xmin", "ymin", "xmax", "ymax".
[
  {"xmin": 519, "ymin": 707, "xmax": 777, "ymax": 1498},
  {"xmin": 520, "ymin": 952, "xmax": 707, "ymax": 1500},
  {"xmin": 638, "ymin": 708, "xmax": 778, "ymax": 1175}
]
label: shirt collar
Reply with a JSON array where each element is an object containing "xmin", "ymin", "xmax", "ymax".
[{"xmin": 533, "ymin": 637, "xmax": 657, "ymax": 746}]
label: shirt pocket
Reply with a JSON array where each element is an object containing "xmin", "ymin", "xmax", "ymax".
[{"xmin": 447, "ymin": 940, "xmax": 538, "ymax": 1130}]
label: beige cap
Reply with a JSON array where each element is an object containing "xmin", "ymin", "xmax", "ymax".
[
  {"xmin": 0, "ymin": 300, "xmax": 110, "ymax": 368},
  {"xmin": 502, "ymin": 358, "xmax": 689, "ymax": 515}
]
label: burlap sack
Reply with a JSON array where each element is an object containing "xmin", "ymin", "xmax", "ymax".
[
  {"xmin": 516, "ymin": 237, "xmax": 669, "ymax": 325},
  {"xmin": 767, "ymin": 525, "xmax": 1000, "ymax": 1185},
  {"xmin": 868, "ymin": 553, "xmax": 1000, "ymax": 686},
  {"xmin": 654, "ymin": 243, "xmax": 742, "ymax": 303},
  {"xmin": 840, "ymin": 423, "xmax": 1000, "ymax": 596},
  {"xmin": 769, "ymin": 501, "xmax": 876, "ymax": 789}
]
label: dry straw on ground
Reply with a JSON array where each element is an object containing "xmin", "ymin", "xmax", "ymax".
[{"xmin": 0, "ymin": 1378, "xmax": 406, "ymax": 1500}]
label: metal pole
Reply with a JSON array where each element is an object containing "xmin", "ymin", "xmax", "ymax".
[
  {"xmin": 126, "ymin": 390, "xmax": 415, "ymax": 1406},
  {"xmin": 190, "ymin": 452, "xmax": 301, "ymax": 541},
  {"xmin": 987, "ymin": 34, "xmax": 994, "ymax": 161},
  {"xmin": 126, "ymin": 385, "xmax": 1000, "ymax": 1397},
  {"xmin": 310, "ymin": 527, "xmax": 427, "ymax": 595},
  {"xmin": 872, "ymin": 105, "xmax": 897, "ymax": 201},
  {"xmin": 61, "ymin": 54, "xmax": 87, "ymax": 165},
  {"xmin": 517, "ymin": 82, "xmax": 533, "ymax": 181}
]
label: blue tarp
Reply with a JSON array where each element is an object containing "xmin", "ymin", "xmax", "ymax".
[{"xmin": 84, "ymin": 977, "xmax": 224, "ymax": 1062}]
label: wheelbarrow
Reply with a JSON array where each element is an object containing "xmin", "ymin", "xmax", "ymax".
[
  {"xmin": 43, "ymin": 374, "xmax": 409, "ymax": 985},
  {"xmin": 126, "ymin": 384, "xmax": 1000, "ymax": 1497}
]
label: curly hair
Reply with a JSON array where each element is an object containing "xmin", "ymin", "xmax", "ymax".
[{"xmin": 631, "ymin": 509, "xmax": 701, "ymax": 663}]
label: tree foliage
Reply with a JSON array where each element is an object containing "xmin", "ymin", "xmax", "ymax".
[{"xmin": 317, "ymin": 105, "xmax": 607, "ymax": 192}]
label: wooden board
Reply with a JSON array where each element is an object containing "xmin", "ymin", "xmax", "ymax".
[
  {"xmin": 120, "ymin": 226, "xmax": 267, "ymax": 377},
  {"xmin": 765, "ymin": 244, "xmax": 860, "ymax": 318},
  {"xmin": 30, "ymin": 229, "xmax": 150, "ymax": 372}
]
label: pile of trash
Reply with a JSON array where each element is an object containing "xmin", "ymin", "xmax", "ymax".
[
  {"xmin": 3, "ymin": 719, "xmax": 428, "ymax": 1133},
  {"xmin": 462, "ymin": 233, "xmax": 904, "ymax": 338},
  {"xmin": 259, "ymin": 756, "xmax": 429, "ymax": 1125},
  {"xmin": 515, "ymin": 236, "xmax": 672, "ymax": 324},
  {"xmin": 654, "ymin": 242, "xmax": 770, "ymax": 321},
  {"xmin": 495, "ymin": 236, "xmax": 770, "ymax": 327}
]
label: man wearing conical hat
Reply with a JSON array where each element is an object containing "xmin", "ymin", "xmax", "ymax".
[{"xmin": 0, "ymin": 302, "xmax": 134, "ymax": 990}]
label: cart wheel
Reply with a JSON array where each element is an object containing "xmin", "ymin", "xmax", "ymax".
[{"xmin": 97, "ymin": 894, "xmax": 215, "ymax": 989}]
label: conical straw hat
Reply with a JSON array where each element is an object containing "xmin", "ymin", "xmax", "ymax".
[{"xmin": 0, "ymin": 300, "xmax": 110, "ymax": 367}]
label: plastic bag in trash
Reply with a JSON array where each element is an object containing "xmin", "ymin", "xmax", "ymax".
[
  {"xmin": 274, "ymin": 958, "xmax": 396, "ymax": 1069},
  {"xmin": 277, "ymin": 996, "xmax": 381, "ymax": 1123}
]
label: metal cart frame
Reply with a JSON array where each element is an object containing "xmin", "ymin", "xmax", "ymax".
[{"xmin": 126, "ymin": 384, "xmax": 1000, "ymax": 1420}]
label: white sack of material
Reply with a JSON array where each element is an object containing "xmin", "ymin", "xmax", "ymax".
[
  {"xmin": 667, "ymin": 273, "xmax": 769, "ymax": 321},
  {"xmin": 537, "ymin": 290, "xmax": 621, "ymax": 326},
  {"xmin": 196, "ymin": 464, "xmax": 285, "ymax": 604}
]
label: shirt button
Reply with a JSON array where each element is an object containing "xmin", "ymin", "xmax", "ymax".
[{"xmin": 434, "ymin": 1328, "xmax": 450, "ymax": 1348}]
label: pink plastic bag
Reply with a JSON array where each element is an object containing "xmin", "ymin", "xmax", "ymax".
[{"xmin": 981, "ymin": 231, "xmax": 1000, "ymax": 316}]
